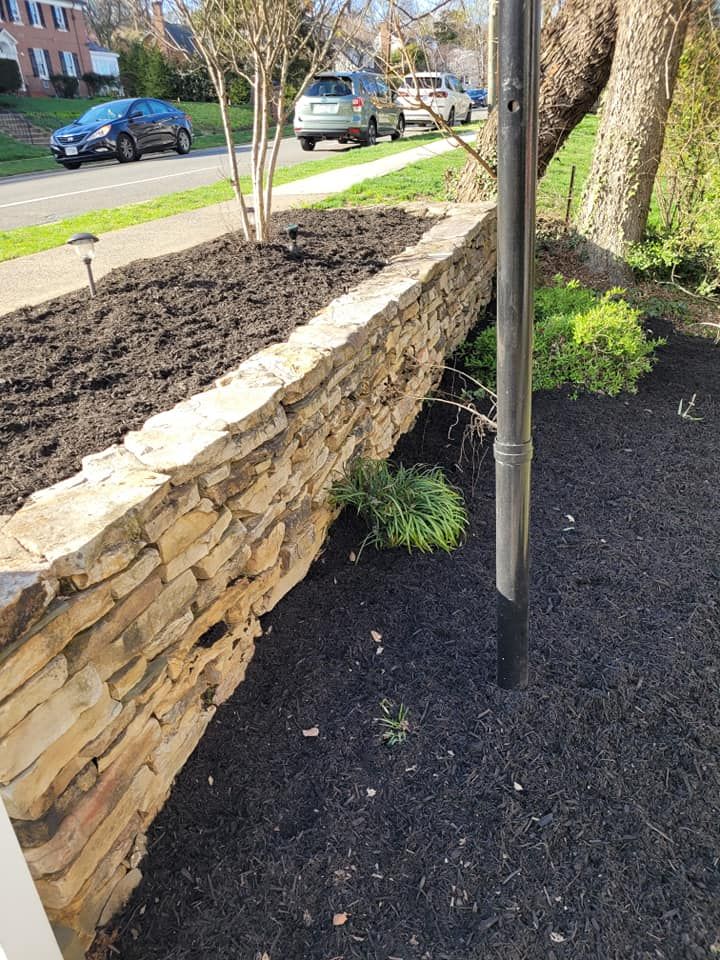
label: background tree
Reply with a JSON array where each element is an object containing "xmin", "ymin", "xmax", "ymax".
[
  {"xmin": 168, "ymin": 0, "xmax": 356, "ymax": 242},
  {"xmin": 453, "ymin": 0, "xmax": 618, "ymax": 202},
  {"xmin": 576, "ymin": 0, "xmax": 691, "ymax": 275}
]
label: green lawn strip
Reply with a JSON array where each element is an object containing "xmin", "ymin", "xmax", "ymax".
[
  {"xmin": 0, "ymin": 95, "xmax": 254, "ymax": 136},
  {"xmin": 0, "ymin": 130, "xmax": 456, "ymax": 262},
  {"xmin": 316, "ymin": 116, "xmax": 598, "ymax": 213}
]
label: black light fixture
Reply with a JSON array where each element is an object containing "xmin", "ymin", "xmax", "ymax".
[
  {"xmin": 67, "ymin": 233, "xmax": 100, "ymax": 297},
  {"xmin": 286, "ymin": 223, "xmax": 299, "ymax": 255}
]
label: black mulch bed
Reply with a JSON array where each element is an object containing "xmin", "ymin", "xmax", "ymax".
[
  {"xmin": 0, "ymin": 208, "xmax": 429, "ymax": 514},
  {"xmin": 108, "ymin": 319, "xmax": 720, "ymax": 960}
]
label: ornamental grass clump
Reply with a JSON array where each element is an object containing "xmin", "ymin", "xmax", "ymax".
[
  {"xmin": 331, "ymin": 459, "xmax": 467, "ymax": 556},
  {"xmin": 464, "ymin": 278, "xmax": 664, "ymax": 397}
]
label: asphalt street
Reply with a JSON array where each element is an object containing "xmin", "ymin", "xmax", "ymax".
[
  {"xmin": 0, "ymin": 136, "xmax": 347, "ymax": 231},
  {"xmin": 0, "ymin": 111, "xmax": 485, "ymax": 232}
]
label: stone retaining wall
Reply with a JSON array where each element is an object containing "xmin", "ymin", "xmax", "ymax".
[{"xmin": 0, "ymin": 202, "xmax": 496, "ymax": 955}]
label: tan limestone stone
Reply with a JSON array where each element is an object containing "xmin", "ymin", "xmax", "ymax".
[
  {"xmin": 0, "ymin": 530, "xmax": 57, "ymax": 648},
  {"xmin": 244, "ymin": 522, "xmax": 285, "ymax": 576},
  {"xmin": 144, "ymin": 482, "xmax": 200, "ymax": 543},
  {"xmin": 3, "ymin": 468, "xmax": 168, "ymax": 579},
  {"xmin": 158, "ymin": 506, "xmax": 231, "ymax": 582},
  {"xmin": 141, "ymin": 611, "xmax": 193, "ymax": 662},
  {"xmin": 229, "ymin": 461, "xmax": 291, "ymax": 518},
  {"xmin": 98, "ymin": 868, "xmax": 143, "ymax": 927},
  {"xmin": 192, "ymin": 519, "xmax": 248, "ymax": 580},
  {"xmin": 230, "ymin": 407, "xmax": 288, "ymax": 463},
  {"xmin": 0, "ymin": 581, "xmax": 112, "ymax": 703},
  {"xmin": 0, "ymin": 664, "xmax": 105, "ymax": 783},
  {"xmin": 1, "ymin": 689, "xmax": 119, "ymax": 819},
  {"xmin": 108, "ymin": 656, "xmax": 148, "ymax": 700},
  {"xmin": 156, "ymin": 500, "xmax": 217, "ymax": 563},
  {"xmin": 24, "ymin": 720, "xmax": 160, "ymax": 878},
  {"xmin": 232, "ymin": 343, "xmax": 333, "ymax": 404},
  {"xmin": 65, "ymin": 573, "xmax": 162, "ymax": 673},
  {"xmin": 101, "ymin": 569, "xmax": 197, "ymax": 679},
  {"xmin": 125, "ymin": 407, "xmax": 232, "ymax": 486},
  {"xmin": 108, "ymin": 548, "xmax": 161, "ymax": 600},
  {"xmin": 35, "ymin": 764, "xmax": 155, "ymax": 910},
  {"xmin": 184, "ymin": 377, "xmax": 282, "ymax": 433},
  {"xmin": 0, "ymin": 654, "xmax": 68, "ymax": 741}
]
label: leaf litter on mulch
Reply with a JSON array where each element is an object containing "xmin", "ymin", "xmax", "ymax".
[{"xmin": 107, "ymin": 316, "xmax": 720, "ymax": 960}]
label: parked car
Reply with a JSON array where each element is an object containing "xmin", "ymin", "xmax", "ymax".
[
  {"xmin": 293, "ymin": 71, "xmax": 405, "ymax": 151},
  {"xmin": 397, "ymin": 73, "xmax": 473, "ymax": 127},
  {"xmin": 50, "ymin": 98, "xmax": 193, "ymax": 170},
  {"xmin": 466, "ymin": 87, "xmax": 488, "ymax": 108}
]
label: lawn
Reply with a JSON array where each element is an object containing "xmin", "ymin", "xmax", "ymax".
[
  {"xmin": 0, "ymin": 95, "xmax": 254, "ymax": 135},
  {"xmin": 318, "ymin": 115, "xmax": 599, "ymax": 213},
  {"xmin": 0, "ymin": 130, "xmax": 463, "ymax": 262}
]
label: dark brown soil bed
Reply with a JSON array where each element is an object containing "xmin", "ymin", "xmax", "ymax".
[
  {"xmin": 0, "ymin": 207, "xmax": 430, "ymax": 514},
  {"xmin": 107, "ymin": 318, "xmax": 720, "ymax": 960}
]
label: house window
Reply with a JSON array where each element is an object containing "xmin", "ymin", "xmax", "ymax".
[
  {"xmin": 25, "ymin": 0, "xmax": 44, "ymax": 26},
  {"xmin": 51, "ymin": 4, "xmax": 67, "ymax": 28},
  {"xmin": 7, "ymin": 0, "xmax": 21, "ymax": 22},
  {"xmin": 29, "ymin": 47, "xmax": 50, "ymax": 78},
  {"xmin": 60, "ymin": 50, "xmax": 79, "ymax": 75}
]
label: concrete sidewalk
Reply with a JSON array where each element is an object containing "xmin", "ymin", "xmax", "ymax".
[{"xmin": 1, "ymin": 134, "xmax": 467, "ymax": 315}]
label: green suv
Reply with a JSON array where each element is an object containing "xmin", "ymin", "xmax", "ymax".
[{"xmin": 293, "ymin": 71, "xmax": 405, "ymax": 151}]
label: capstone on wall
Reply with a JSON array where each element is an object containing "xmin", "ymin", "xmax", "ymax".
[{"xmin": 0, "ymin": 202, "xmax": 496, "ymax": 955}]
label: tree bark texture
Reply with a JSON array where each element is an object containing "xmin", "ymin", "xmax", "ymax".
[
  {"xmin": 576, "ymin": 0, "xmax": 690, "ymax": 273},
  {"xmin": 454, "ymin": 0, "xmax": 618, "ymax": 202}
]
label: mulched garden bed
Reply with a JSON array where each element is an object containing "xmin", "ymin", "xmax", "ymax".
[
  {"xmin": 0, "ymin": 208, "xmax": 429, "ymax": 514},
  {"xmin": 107, "ymin": 315, "xmax": 720, "ymax": 960}
]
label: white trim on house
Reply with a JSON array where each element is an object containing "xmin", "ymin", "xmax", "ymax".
[
  {"xmin": 89, "ymin": 48, "xmax": 119, "ymax": 76},
  {"xmin": 0, "ymin": 27, "xmax": 24, "ymax": 90}
]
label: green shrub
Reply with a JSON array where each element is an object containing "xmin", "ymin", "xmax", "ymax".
[
  {"xmin": 627, "ymin": 231, "xmax": 720, "ymax": 297},
  {"xmin": 330, "ymin": 459, "xmax": 467, "ymax": 555},
  {"xmin": 0, "ymin": 58, "xmax": 21, "ymax": 94},
  {"xmin": 464, "ymin": 278, "xmax": 663, "ymax": 397},
  {"xmin": 50, "ymin": 74, "xmax": 79, "ymax": 98}
]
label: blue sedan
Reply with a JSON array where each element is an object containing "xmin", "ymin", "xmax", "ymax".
[
  {"xmin": 50, "ymin": 98, "xmax": 193, "ymax": 170},
  {"xmin": 466, "ymin": 88, "xmax": 488, "ymax": 108}
]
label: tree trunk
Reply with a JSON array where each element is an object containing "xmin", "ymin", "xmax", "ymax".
[
  {"xmin": 576, "ymin": 0, "xmax": 690, "ymax": 275},
  {"xmin": 454, "ymin": 0, "xmax": 618, "ymax": 203}
]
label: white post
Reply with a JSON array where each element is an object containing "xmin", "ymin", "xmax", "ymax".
[{"xmin": 0, "ymin": 797, "xmax": 63, "ymax": 960}]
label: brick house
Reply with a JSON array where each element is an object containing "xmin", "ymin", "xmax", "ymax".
[{"xmin": 0, "ymin": 0, "xmax": 119, "ymax": 97}]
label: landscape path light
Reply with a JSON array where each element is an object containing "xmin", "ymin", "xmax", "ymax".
[
  {"xmin": 286, "ymin": 223, "xmax": 299, "ymax": 255},
  {"xmin": 67, "ymin": 233, "xmax": 99, "ymax": 297}
]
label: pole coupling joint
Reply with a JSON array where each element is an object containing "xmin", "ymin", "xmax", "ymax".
[{"xmin": 494, "ymin": 439, "xmax": 533, "ymax": 465}]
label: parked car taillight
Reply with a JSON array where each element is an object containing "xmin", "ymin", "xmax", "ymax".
[
  {"xmin": 432, "ymin": 90, "xmax": 449, "ymax": 98},
  {"xmin": 352, "ymin": 96, "xmax": 364, "ymax": 108}
]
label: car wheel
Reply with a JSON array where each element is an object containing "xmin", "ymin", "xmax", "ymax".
[
  {"xmin": 463, "ymin": 105, "xmax": 473, "ymax": 124},
  {"xmin": 299, "ymin": 137, "xmax": 316, "ymax": 151},
  {"xmin": 176, "ymin": 128, "xmax": 191, "ymax": 155},
  {"xmin": 365, "ymin": 118, "xmax": 377, "ymax": 147},
  {"xmin": 390, "ymin": 115, "xmax": 405, "ymax": 141},
  {"xmin": 117, "ymin": 133, "xmax": 138, "ymax": 163},
  {"xmin": 447, "ymin": 107, "xmax": 456, "ymax": 127},
  {"xmin": 62, "ymin": 161, "xmax": 81, "ymax": 170}
]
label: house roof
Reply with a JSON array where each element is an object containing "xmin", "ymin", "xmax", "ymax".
[
  {"xmin": 87, "ymin": 41, "xmax": 119, "ymax": 55},
  {"xmin": 164, "ymin": 21, "xmax": 195, "ymax": 54}
]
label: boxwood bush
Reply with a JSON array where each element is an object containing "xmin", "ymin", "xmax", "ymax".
[{"xmin": 464, "ymin": 278, "xmax": 664, "ymax": 397}]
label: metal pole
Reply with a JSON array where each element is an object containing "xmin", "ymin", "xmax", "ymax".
[
  {"xmin": 564, "ymin": 164, "xmax": 577, "ymax": 227},
  {"xmin": 495, "ymin": 0, "xmax": 541, "ymax": 689},
  {"xmin": 84, "ymin": 259, "xmax": 96, "ymax": 297},
  {"xmin": 487, "ymin": 0, "xmax": 498, "ymax": 111}
]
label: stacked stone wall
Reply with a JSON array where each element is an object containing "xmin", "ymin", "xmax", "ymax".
[{"xmin": 0, "ymin": 202, "xmax": 496, "ymax": 954}]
